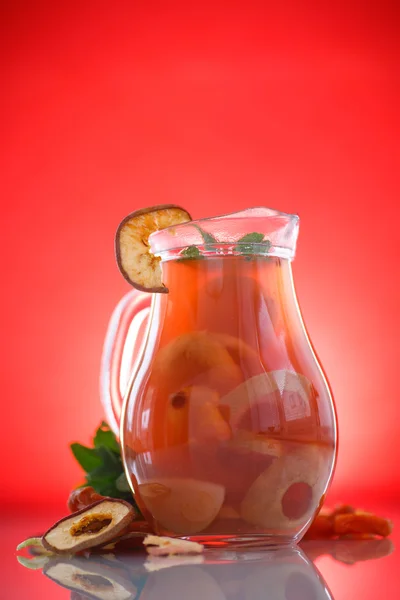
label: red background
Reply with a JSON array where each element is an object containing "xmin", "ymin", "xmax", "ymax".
[{"xmin": 1, "ymin": 1, "xmax": 399, "ymax": 509}]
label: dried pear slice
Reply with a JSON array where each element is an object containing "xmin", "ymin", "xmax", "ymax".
[
  {"xmin": 116, "ymin": 205, "xmax": 191, "ymax": 292},
  {"xmin": 42, "ymin": 499, "xmax": 134, "ymax": 554},
  {"xmin": 152, "ymin": 331, "xmax": 242, "ymax": 395},
  {"xmin": 138, "ymin": 478, "xmax": 225, "ymax": 535},
  {"xmin": 240, "ymin": 445, "xmax": 326, "ymax": 530},
  {"xmin": 44, "ymin": 557, "xmax": 137, "ymax": 600},
  {"xmin": 219, "ymin": 371, "xmax": 314, "ymax": 433}
]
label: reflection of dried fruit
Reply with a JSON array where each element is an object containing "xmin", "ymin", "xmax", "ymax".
[
  {"xmin": 333, "ymin": 538, "xmax": 394, "ymax": 564},
  {"xmin": 304, "ymin": 504, "xmax": 394, "ymax": 541},
  {"xmin": 301, "ymin": 538, "xmax": 395, "ymax": 564},
  {"xmin": 334, "ymin": 512, "xmax": 393, "ymax": 538},
  {"xmin": 44, "ymin": 557, "xmax": 137, "ymax": 600},
  {"xmin": 241, "ymin": 446, "xmax": 324, "ymax": 530},
  {"xmin": 152, "ymin": 331, "xmax": 242, "ymax": 396},
  {"xmin": 116, "ymin": 205, "xmax": 191, "ymax": 292},
  {"xmin": 43, "ymin": 499, "xmax": 135, "ymax": 554},
  {"xmin": 144, "ymin": 535, "xmax": 204, "ymax": 556},
  {"xmin": 138, "ymin": 478, "xmax": 225, "ymax": 534},
  {"xmin": 68, "ymin": 487, "xmax": 105, "ymax": 513}
]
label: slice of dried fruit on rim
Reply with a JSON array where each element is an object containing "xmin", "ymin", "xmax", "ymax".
[
  {"xmin": 42, "ymin": 499, "xmax": 135, "ymax": 554},
  {"xmin": 116, "ymin": 205, "xmax": 192, "ymax": 292}
]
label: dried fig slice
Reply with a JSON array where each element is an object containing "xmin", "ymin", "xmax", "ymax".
[
  {"xmin": 42, "ymin": 499, "xmax": 135, "ymax": 554},
  {"xmin": 44, "ymin": 557, "xmax": 137, "ymax": 600},
  {"xmin": 116, "ymin": 205, "xmax": 191, "ymax": 292}
]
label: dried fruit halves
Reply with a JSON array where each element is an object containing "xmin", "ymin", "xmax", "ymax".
[
  {"xmin": 116, "ymin": 205, "xmax": 191, "ymax": 292},
  {"xmin": 42, "ymin": 499, "xmax": 135, "ymax": 554}
]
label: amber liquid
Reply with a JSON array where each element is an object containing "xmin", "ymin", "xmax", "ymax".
[{"xmin": 122, "ymin": 256, "xmax": 336, "ymax": 545}]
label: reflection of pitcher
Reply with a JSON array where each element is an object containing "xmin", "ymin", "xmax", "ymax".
[
  {"xmin": 101, "ymin": 207, "xmax": 337, "ymax": 545},
  {"xmin": 43, "ymin": 546, "xmax": 334, "ymax": 600}
]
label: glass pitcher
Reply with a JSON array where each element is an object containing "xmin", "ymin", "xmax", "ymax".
[{"xmin": 101, "ymin": 207, "xmax": 337, "ymax": 547}]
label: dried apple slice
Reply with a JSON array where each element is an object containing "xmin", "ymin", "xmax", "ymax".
[
  {"xmin": 42, "ymin": 499, "xmax": 135, "ymax": 554},
  {"xmin": 115, "ymin": 205, "xmax": 191, "ymax": 292}
]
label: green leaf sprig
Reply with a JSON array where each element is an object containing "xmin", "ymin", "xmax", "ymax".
[
  {"xmin": 70, "ymin": 422, "xmax": 140, "ymax": 512},
  {"xmin": 180, "ymin": 245, "xmax": 203, "ymax": 259},
  {"xmin": 180, "ymin": 230, "xmax": 271, "ymax": 260},
  {"xmin": 235, "ymin": 232, "xmax": 271, "ymax": 256}
]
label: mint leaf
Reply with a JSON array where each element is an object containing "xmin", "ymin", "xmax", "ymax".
[
  {"xmin": 237, "ymin": 232, "xmax": 265, "ymax": 244},
  {"xmin": 180, "ymin": 245, "xmax": 202, "ymax": 259},
  {"xmin": 193, "ymin": 224, "xmax": 217, "ymax": 245},
  {"xmin": 89, "ymin": 446, "xmax": 123, "ymax": 478},
  {"xmin": 93, "ymin": 422, "xmax": 120, "ymax": 454},
  {"xmin": 70, "ymin": 421, "xmax": 142, "ymax": 516},
  {"xmin": 70, "ymin": 443, "xmax": 102, "ymax": 472},
  {"xmin": 235, "ymin": 232, "xmax": 270, "ymax": 255}
]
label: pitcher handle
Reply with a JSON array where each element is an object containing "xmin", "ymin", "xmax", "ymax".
[{"xmin": 100, "ymin": 289, "xmax": 152, "ymax": 435}]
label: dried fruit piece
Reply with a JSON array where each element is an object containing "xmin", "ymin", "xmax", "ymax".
[
  {"xmin": 68, "ymin": 487, "xmax": 105, "ymax": 513},
  {"xmin": 138, "ymin": 478, "xmax": 224, "ymax": 534},
  {"xmin": 44, "ymin": 557, "xmax": 137, "ymax": 600},
  {"xmin": 334, "ymin": 512, "xmax": 393, "ymax": 538},
  {"xmin": 332, "ymin": 504, "xmax": 355, "ymax": 517},
  {"xmin": 98, "ymin": 530, "xmax": 148, "ymax": 551},
  {"xmin": 143, "ymin": 534, "xmax": 204, "ymax": 556},
  {"xmin": 17, "ymin": 537, "xmax": 52, "ymax": 554},
  {"xmin": 42, "ymin": 499, "xmax": 135, "ymax": 554},
  {"xmin": 152, "ymin": 331, "xmax": 242, "ymax": 396},
  {"xmin": 240, "ymin": 445, "xmax": 326, "ymax": 530},
  {"xmin": 303, "ymin": 511, "xmax": 335, "ymax": 539},
  {"xmin": 116, "ymin": 205, "xmax": 191, "ymax": 292},
  {"xmin": 220, "ymin": 371, "xmax": 314, "ymax": 436},
  {"xmin": 210, "ymin": 333, "xmax": 260, "ymax": 365},
  {"xmin": 166, "ymin": 386, "xmax": 231, "ymax": 445},
  {"xmin": 145, "ymin": 554, "xmax": 204, "ymax": 571}
]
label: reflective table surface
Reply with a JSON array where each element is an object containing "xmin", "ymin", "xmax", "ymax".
[{"xmin": 5, "ymin": 506, "xmax": 399, "ymax": 599}]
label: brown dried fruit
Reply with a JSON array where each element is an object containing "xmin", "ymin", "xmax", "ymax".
[
  {"xmin": 334, "ymin": 512, "xmax": 393, "ymax": 538},
  {"xmin": 42, "ymin": 499, "xmax": 135, "ymax": 554},
  {"xmin": 303, "ymin": 513, "xmax": 335, "ymax": 539},
  {"xmin": 116, "ymin": 205, "xmax": 191, "ymax": 292},
  {"xmin": 332, "ymin": 504, "xmax": 355, "ymax": 517},
  {"xmin": 68, "ymin": 487, "xmax": 105, "ymax": 513},
  {"xmin": 44, "ymin": 557, "xmax": 137, "ymax": 600}
]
